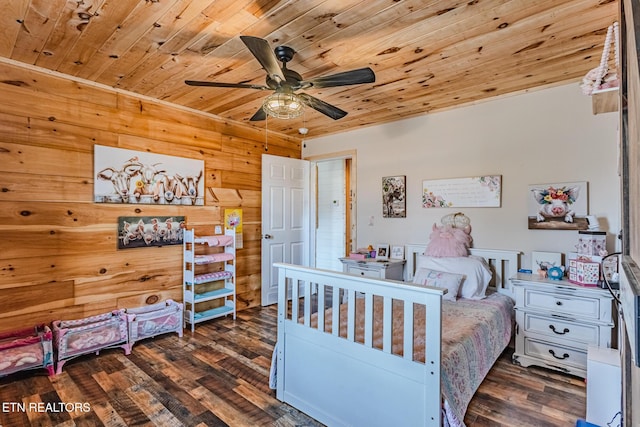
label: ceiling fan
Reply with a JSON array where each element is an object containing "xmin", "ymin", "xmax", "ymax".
[{"xmin": 185, "ymin": 36, "xmax": 376, "ymax": 121}]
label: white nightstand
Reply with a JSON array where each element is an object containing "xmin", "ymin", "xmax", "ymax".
[
  {"xmin": 339, "ymin": 258, "xmax": 405, "ymax": 281},
  {"xmin": 510, "ymin": 273, "xmax": 615, "ymax": 378}
]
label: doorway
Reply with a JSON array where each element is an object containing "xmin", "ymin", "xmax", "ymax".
[{"xmin": 309, "ymin": 152, "xmax": 356, "ymax": 271}]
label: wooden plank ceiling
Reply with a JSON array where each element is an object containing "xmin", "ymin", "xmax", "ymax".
[{"xmin": 0, "ymin": 0, "xmax": 619, "ymax": 139}]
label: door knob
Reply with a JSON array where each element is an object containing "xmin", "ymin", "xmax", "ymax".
[{"xmin": 263, "ymin": 234, "xmax": 273, "ymax": 239}]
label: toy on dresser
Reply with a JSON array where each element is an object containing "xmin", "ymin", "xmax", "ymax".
[
  {"xmin": 0, "ymin": 324, "xmax": 54, "ymax": 377},
  {"xmin": 53, "ymin": 310, "xmax": 130, "ymax": 374}
]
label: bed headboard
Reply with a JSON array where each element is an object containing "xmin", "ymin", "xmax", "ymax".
[{"xmin": 405, "ymin": 244, "xmax": 521, "ymax": 295}]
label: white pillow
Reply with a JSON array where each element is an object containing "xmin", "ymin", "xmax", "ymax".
[
  {"xmin": 415, "ymin": 255, "xmax": 492, "ymax": 299},
  {"xmin": 412, "ymin": 267, "xmax": 463, "ymax": 301}
]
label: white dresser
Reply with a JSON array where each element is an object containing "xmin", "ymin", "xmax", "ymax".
[
  {"xmin": 339, "ymin": 258, "xmax": 404, "ymax": 280},
  {"xmin": 510, "ymin": 273, "xmax": 615, "ymax": 378}
]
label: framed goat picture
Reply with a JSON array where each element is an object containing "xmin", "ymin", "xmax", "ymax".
[
  {"xmin": 94, "ymin": 145, "xmax": 204, "ymax": 205},
  {"xmin": 117, "ymin": 216, "xmax": 185, "ymax": 249},
  {"xmin": 527, "ymin": 181, "xmax": 589, "ymax": 230},
  {"xmin": 382, "ymin": 175, "xmax": 406, "ymax": 218}
]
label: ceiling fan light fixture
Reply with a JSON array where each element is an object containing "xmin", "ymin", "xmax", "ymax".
[{"xmin": 263, "ymin": 92, "xmax": 304, "ymax": 119}]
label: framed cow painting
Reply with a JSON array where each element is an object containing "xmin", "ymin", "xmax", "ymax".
[
  {"xmin": 94, "ymin": 145, "xmax": 204, "ymax": 205},
  {"xmin": 527, "ymin": 181, "xmax": 589, "ymax": 230}
]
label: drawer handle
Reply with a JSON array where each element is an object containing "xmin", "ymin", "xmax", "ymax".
[
  {"xmin": 555, "ymin": 301, "xmax": 563, "ymax": 306},
  {"xmin": 360, "ymin": 272, "xmax": 365, "ymax": 276},
  {"xmin": 549, "ymin": 349, "xmax": 569, "ymax": 360},
  {"xmin": 549, "ymin": 325, "xmax": 570, "ymax": 335}
]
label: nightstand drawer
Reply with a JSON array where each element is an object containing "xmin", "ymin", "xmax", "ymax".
[
  {"xmin": 518, "ymin": 311, "xmax": 601, "ymax": 345},
  {"xmin": 523, "ymin": 337, "xmax": 587, "ymax": 370},
  {"xmin": 523, "ymin": 288, "xmax": 601, "ymax": 319},
  {"xmin": 347, "ymin": 266, "xmax": 381, "ymax": 278},
  {"xmin": 340, "ymin": 258, "xmax": 405, "ymax": 281}
]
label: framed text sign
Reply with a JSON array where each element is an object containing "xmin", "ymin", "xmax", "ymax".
[{"xmin": 422, "ymin": 175, "xmax": 501, "ymax": 208}]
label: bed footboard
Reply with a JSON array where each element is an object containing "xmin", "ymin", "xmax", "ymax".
[{"xmin": 274, "ymin": 263, "xmax": 445, "ymax": 427}]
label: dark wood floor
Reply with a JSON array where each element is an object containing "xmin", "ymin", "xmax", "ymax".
[{"xmin": 0, "ymin": 305, "xmax": 586, "ymax": 427}]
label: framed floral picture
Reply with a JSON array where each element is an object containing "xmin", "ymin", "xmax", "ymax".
[{"xmin": 422, "ymin": 175, "xmax": 501, "ymax": 208}]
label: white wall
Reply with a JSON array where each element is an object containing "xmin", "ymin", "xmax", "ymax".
[{"xmin": 303, "ymin": 84, "xmax": 620, "ymax": 270}]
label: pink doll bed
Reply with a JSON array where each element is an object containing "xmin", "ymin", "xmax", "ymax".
[
  {"xmin": 0, "ymin": 324, "xmax": 54, "ymax": 377},
  {"xmin": 53, "ymin": 310, "xmax": 130, "ymax": 374},
  {"xmin": 126, "ymin": 299, "xmax": 183, "ymax": 350}
]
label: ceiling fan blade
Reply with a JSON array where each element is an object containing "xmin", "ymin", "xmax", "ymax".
[
  {"xmin": 299, "ymin": 67, "xmax": 375, "ymax": 89},
  {"xmin": 240, "ymin": 36, "xmax": 286, "ymax": 83},
  {"xmin": 297, "ymin": 93, "xmax": 348, "ymax": 120},
  {"xmin": 185, "ymin": 80, "xmax": 269, "ymax": 90},
  {"xmin": 249, "ymin": 106, "xmax": 267, "ymax": 121}
]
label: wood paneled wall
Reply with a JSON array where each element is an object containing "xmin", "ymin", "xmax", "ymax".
[{"xmin": 0, "ymin": 61, "xmax": 301, "ymax": 332}]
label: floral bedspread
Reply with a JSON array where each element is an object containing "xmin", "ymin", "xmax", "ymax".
[{"xmin": 439, "ymin": 293, "xmax": 514, "ymax": 425}]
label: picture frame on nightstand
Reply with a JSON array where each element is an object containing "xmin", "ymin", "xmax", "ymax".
[
  {"xmin": 390, "ymin": 245, "xmax": 404, "ymax": 260},
  {"xmin": 376, "ymin": 243, "xmax": 390, "ymax": 260}
]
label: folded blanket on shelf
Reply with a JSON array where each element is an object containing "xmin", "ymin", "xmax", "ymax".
[
  {"xmin": 194, "ymin": 253, "xmax": 234, "ymax": 264},
  {"xmin": 194, "ymin": 271, "xmax": 233, "ymax": 283},
  {"xmin": 196, "ymin": 235, "xmax": 234, "ymax": 247}
]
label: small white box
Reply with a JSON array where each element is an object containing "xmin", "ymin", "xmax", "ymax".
[{"xmin": 586, "ymin": 346, "xmax": 621, "ymax": 426}]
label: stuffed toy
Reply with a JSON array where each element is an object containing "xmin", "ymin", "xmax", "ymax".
[{"xmin": 424, "ymin": 223, "xmax": 471, "ymax": 257}]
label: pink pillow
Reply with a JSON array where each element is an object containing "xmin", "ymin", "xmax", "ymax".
[{"xmin": 424, "ymin": 224, "xmax": 470, "ymax": 257}]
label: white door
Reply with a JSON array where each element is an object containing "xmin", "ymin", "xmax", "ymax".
[{"xmin": 261, "ymin": 154, "xmax": 310, "ymax": 306}]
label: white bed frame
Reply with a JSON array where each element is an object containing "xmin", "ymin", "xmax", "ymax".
[{"xmin": 274, "ymin": 247, "xmax": 520, "ymax": 427}]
